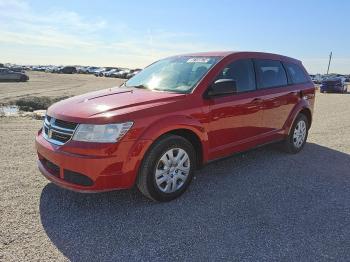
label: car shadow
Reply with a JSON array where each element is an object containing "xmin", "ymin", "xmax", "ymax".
[{"xmin": 40, "ymin": 143, "xmax": 350, "ymax": 261}]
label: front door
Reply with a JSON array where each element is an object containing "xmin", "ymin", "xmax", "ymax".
[{"xmin": 207, "ymin": 59, "xmax": 266, "ymax": 159}]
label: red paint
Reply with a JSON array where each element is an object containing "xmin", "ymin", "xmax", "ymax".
[{"xmin": 35, "ymin": 51, "xmax": 315, "ymax": 192}]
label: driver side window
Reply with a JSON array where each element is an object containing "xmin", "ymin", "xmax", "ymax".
[{"xmin": 215, "ymin": 59, "xmax": 256, "ymax": 92}]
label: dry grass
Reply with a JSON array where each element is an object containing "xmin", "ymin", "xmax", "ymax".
[{"xmin": 0, "ymin": 71, "xmax": 125, "ymax": 105}]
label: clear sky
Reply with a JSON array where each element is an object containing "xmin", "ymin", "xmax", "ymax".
[{"xmin": 0, "ymin": 0, "xmax": 349, "ymax": 74}]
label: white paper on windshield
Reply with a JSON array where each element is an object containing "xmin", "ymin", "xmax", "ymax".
[{"xmin": 187, "ymin": 58, "xmax": 211, "ymax": 63}]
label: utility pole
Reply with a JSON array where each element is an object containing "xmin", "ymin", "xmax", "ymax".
[{"xmin": 326, "ymin": 51, "xmax": 332, "ymax": 75}]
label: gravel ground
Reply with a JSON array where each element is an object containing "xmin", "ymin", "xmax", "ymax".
[
  {"xmin": 0, "ymin": 72, "xmax": 124, "ymax": 104},
  {"xmin": 1, "ymin": 91, "xmax": 350, "ymax": 261}
]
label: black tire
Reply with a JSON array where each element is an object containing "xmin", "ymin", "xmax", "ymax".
[
  {"xmin": 20, "ymin": 75, "xmax": 27, "ymax": 82},
  {"xmin": 136, "ymin": 135, "xmax": 196, "ymax": 202},
  {"xmin": 283, "ymin": 114, "xmax": 309, "ymax": 154}
]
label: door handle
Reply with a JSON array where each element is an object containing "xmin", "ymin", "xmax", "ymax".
[{"xmin": 251, "ymin": 98, "xmax": 263, "ymax": 103}]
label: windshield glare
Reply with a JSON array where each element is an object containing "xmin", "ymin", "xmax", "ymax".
[{"xmin": 125, "ymin": 56, "xmax": 220, "ymax": 93}]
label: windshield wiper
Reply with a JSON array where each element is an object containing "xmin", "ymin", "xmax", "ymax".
[{"xmin": 130, "ymin": 84, "xmax": 148, "ymax": 89}]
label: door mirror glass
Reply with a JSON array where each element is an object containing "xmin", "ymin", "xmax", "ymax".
[{"xmin": 207, "ymin": 79, "xmax": 237, "ymax": 97}]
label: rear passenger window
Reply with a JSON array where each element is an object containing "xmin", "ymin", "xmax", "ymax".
[
  {"xmin": 284, "ymin": 62, "xmax": 309, "ymax": 84},
  {"xmin": 215, "ymin": 59, "xmax": 256, "ymax": 92},
  {"xmin": 255, "ymin": 59, "xmax": 287, "ymax": 89}
]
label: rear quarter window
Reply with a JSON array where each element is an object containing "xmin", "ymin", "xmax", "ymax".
[
  {"xmin": 254, "ymin": 59, "xmax": 288, "ymax": 89},
  {"xmin": 284, "ymin": 62, "xmax": 309, "ymax": 84}
]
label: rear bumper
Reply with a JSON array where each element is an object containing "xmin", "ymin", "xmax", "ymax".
[{"xmin": 35, "ymin": 130, "xmax": 152, "ymax": 192}]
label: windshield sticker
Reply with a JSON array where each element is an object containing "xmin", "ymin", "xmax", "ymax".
[{"xmin": 187, "ymin": 58, "xmax": 211, "ymax": 63}]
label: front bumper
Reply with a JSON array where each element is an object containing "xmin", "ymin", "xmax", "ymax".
[{"xmin": 35, "ymin": 130, "xmax": 152, "ymax": 192}]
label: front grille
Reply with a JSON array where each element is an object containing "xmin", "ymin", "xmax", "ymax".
[
  {"xmin": 51, "ymin": 132, "xmax": 71, "ymax": 143},
  {"xmin": 54, "ymin": 119, "xmax": 78, "ymax": 130},
  {"xmin": 43, "ymin": 115, "xmax": 77, "ymax": 145}
]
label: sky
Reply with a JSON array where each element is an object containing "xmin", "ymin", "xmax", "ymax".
[{"xmin": 0, "ymin": 0, "xmax": 349, "ymax": 74}]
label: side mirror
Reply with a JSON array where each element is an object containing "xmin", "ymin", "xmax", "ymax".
[{"xmin": 206, "ymin": 79, "xmax": 237, "ymax": 97}]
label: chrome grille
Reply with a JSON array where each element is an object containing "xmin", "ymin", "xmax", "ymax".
[{"xmin": 43, "ymin": 115, "xmax": 78, "ymax": 145}]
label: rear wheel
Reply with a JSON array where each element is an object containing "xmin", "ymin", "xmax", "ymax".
[
  {"xmin": 283, "ymin": 114, "xmax": 309, "ymax": 154},
  {"xmin": 137, "ymin": 135, "xmax": 196, "ymax": 202}
]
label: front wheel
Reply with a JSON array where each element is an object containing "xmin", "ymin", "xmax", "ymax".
[
  {"xmin": 283, "ymin": 114, "xmax": 309, "ymax": 154},
  {"xmin": 137, "ymin": 135, "xmax": 196, "ymax": 202}
]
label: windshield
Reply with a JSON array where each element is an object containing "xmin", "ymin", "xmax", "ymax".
[{"xmin": 125, "ymin": 56, "xmax": 220, "ymax": 93}]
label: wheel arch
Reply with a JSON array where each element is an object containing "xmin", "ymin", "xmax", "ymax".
[
  {"xmin": 284, "ymin": 100, "xmax": 313, "ymax": 135},
  {"xmin": 299, "ymin": 108, "xmax": 312, "ymax": 129},
  {"xmin": 136, "ymin": 115, "xmax": 209, "ymax": 168},
  {"xmin": 155, "ymin": 129, "xmax": 204, "ymax": 168}
]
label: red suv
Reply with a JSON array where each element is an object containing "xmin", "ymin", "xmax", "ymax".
[{"xmin": 36, "ymin": 52, "xmax": 315, "ymax": 201}]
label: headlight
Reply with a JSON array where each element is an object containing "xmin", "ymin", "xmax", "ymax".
[{"xmin": 72, "ymin": 122, "xmax": 133, "ymax": 143}]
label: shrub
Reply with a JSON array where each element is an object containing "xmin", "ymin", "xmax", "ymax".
[{"xmin": 14, "ymin": 96, "xmax": 70, "ymax": 111}]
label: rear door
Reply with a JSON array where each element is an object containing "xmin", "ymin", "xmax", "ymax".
[{"xmin": 254, "ymin": 59, "xmax": 299, "ymax": 135}]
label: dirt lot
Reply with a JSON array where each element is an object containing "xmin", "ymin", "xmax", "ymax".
[
  {"xmin": 0, "ymin": 71, "xmax": 124, "ymax": 104},
  {"xmin": 0, "ymin": 75, "xmax": 350, "ymax": 261}
]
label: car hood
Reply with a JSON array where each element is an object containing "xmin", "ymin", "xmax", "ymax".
[{"xmin": 47, "ymin": 87, "xmax": 186, "ymax": 123}]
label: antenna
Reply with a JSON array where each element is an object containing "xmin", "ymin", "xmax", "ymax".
[{"xmin": 326, "ymin": 51, "xmax": 332, "ymax": 75}]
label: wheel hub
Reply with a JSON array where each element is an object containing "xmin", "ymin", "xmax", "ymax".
[
  {"xmin": 155, "ymin": 148, "xmax": 190, "ymax": 193},
  {"xmin": 293, "ymin": 120, "xmax": 307, "ymax": 148}
]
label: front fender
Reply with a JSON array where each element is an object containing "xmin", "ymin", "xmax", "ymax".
[
  {"xmin": 122, "ymin": 115, "xmax": 209, "ymax": 185},
  {"xmin": 139, "ymin": 114, "xmax": 209, "ymax": 161}
]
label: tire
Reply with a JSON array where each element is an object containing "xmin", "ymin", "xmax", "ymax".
[
  {"xmin": 20, "ymin": 75, "xmax": 27, "ymax": 82},
  {"xmin": 283, "ymin": 114, "xmax": 309, "ymax": 154},
  {"xmin": 136, "ymin": 135, "xmax": 196, "ymax": 202}
]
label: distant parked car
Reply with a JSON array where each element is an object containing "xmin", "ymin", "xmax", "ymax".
[
  {"xmin": 104, "ymin": 68, "xmax": 120, "ymax": 77},
  {"xmin": 59, "ymin": 66, "xmax": 77, "ymax": 74},
  {"xmin": 310, "ymin": 74, "xmax": 322, "ymax": 84},
  {"xmin": 0, "ymin": 68, "xmax": 29, "ymax": 82},
  {"xmin": 77, "ymin": 66, "xmax": 97, "ymax": 74},
  {"xmin": 86, "ymin": 67, "xmax": 99, "ymax": 74},
  {"xmin": 112, "ymin": 69, "xmax": 130, "ymax": 79},
  {"xmin": 52, "ymin": 67, "xmax": 63, "ymax": 73},
  {"xmin": 94, "ymin": 68, "xmax": 107, "ymax": 77},
  {"xmin": 98, "ymin": 67, "xmax": 119, "ymax": 77},
  {"xmin": 76, "ymin": 66, "xmax": 89, "ymax": 74},
  {"xmin": 126, "ymin": 69, "xmax": 142, "ymax": 79},
  {"xmin": 320, "ymin": 77, "xmax": 347, "ymax": 93}
]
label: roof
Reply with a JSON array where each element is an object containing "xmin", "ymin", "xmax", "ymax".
[{"xmin": 180, "ymin": 51, "xmax": 302, "ymax": 64}]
